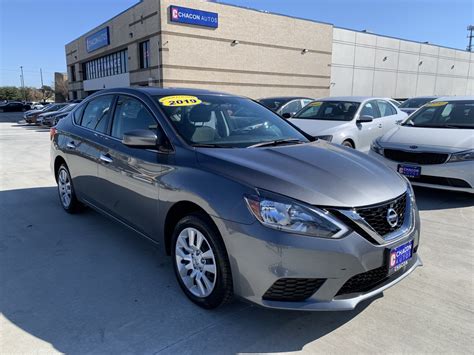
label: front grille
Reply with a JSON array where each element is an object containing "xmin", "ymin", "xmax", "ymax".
[
  {"xmin": 263, "ymin": 278, "xmax": 326, "ymax": 302},
  {"xmin": 336, "ymin": 265, "xmax": 388, "ymax": 296},
  {"xmin": 384, "ymin": 149, "xmax": 448, "ymax": 165},
  {"xmin": 409, "ymin": 175, "xmax": 471, "ymax": 188},
  {"xmin": 356, "ymin": 193, "xmax": 407, "ymax": 237}
]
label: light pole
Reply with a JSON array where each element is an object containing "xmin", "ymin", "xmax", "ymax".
[{"xmin": 20, "ymin": 66, "xmax": 26, "ymax": 102}]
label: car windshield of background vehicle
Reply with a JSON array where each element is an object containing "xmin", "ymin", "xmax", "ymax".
[
  {"xmin": 399, "ymin": 97, "xmax": 434, "ymax": 108},
  {"xmin": 293, "ymin": 101, "xmax": 360, "ymax": 121},
  {"xmin": 154, "ymin": 95, "xmax": 309, "ymax": 148},
  {"xmin": 258, "ymin": 98, "xmax": 286, "ymax": 111},
  {"xmin": 403, "ymin": 101, "xmax": 474, "ymax": 129}
]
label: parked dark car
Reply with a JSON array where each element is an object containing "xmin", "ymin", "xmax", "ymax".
[
  {"xmin": 25, "ymin": 103, "xmax": 68, "ymax": 124},
  {"xmin": 50, "ymin": 87, "xmax": 421, "ymax": 311},
  {"xmin": 399, "ymin": 96, "xmax": 438, "ymax": 115},
  {"xmin": 258, "ymin": 96, "xmax": 314, "ymax": 118},
  {"xmin": 39, "ymin": 103, "xmax": 78, "ymax": 127},
  {"xmin": 0, "ymin": 101, "xmax": 31, "ymax": 112}
]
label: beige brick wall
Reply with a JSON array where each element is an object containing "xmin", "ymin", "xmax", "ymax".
[{"xmin": 158, "ymin": 0, "xmax": 332, "ymax": 98}]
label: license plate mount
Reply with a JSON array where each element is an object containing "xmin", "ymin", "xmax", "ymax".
[
  {"xmin": 388, "ymin": 240, "xmax": 413, "ymax": 274},
  {"xmin": 397, "ymin": 164, "xmax": 421, "ymax": 178}
]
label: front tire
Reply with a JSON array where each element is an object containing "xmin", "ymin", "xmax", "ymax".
[
  {"xmin": 56, "ymin": 164, "xmax": 82, "ymax": 213},
  {"xmin": 171, "ymin": 214, "xmax": 233, "ymax": 309}
]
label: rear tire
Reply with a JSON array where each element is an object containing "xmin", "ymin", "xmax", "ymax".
[
  {"xmin": 56, "ymin": 164, "xmax": 82, "ymax": 213},
  {"xmin": 171, "ymin": 213, "xmax": 233, "ymax": 309},
  {"xmin": 342, "ymin": 140, "xmax": 354, "ymax": 149}
]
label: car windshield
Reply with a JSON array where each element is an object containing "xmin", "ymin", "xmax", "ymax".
[
  {"xmin": 293, "ymin": 101, "xmax": 360, "ymax": 121},
  {"xmin": 402, "ymin": 101, "xmax": 474, "ymax": 129},
  {"xmin": 399, "ymin": 97, "xmax": 435, "ymax": 108},
  {"xmin": 154, "ymin": 94, "xmax": 309, "ymax": 148},
  {"xmin": 258, "ymin": 98, "xmax": 287, "ymax": 111}
]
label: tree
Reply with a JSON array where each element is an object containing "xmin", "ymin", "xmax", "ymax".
[
  {"xmin": 41, "ymin": 85, "xmax": 54, "ymax": 101},
  {"xmin": 54, "ymin": 78, "xmax": 68, "ymax": 103},
  {"xmin": 0, "ymin": 86, "xmax": 22, "ymax": 101}
]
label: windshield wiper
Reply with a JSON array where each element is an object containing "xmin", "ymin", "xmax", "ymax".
[
  {"xmin": 248, "ymin": 138, "xmax": 305, "ymax": 148},
  {"xmin": 192, "ymin": 143, "xmax": 231, "ymax": 148}
]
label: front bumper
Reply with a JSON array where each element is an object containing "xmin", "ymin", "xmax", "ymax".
[
  {"xmin": 214, "ymin": 211, "xmax": 421, "ymax": 311},
  {"xmin": 369, "ymin": 151, "xmax": 474, "ymax": 193}
]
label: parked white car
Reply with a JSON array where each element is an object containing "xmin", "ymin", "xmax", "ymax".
[
  {"xmin": 289, "ymin": 97, "xmax": 407, "ymax": 151},
  {"xmin": 370, "ymin": 97, "xmax": 474, "ymax": 193}
]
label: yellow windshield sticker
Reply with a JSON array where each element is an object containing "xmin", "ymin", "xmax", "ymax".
[
  {"xmin": 426, "ymin": 101, "xmax": 448, "ymax": 107},
  {"xmin": 159, "ymin": 95, "xmax": 202, "ymax": 107},
  {"xmin": 310, "ymin": 101, "xmax": 322, "ymax": 107}
]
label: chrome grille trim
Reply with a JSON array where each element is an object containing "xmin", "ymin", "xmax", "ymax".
[{"xmin": 337, "ymin": 191, "xmax": 415, "ymax": 245}]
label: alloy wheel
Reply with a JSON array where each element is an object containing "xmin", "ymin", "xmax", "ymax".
[
  {"xmin": 175, "ymin": 227, "xmax": 217, "ymax": 297},
  {"xmin": 58, "ymin": 168, "xmax": 72, "ymax": 208}
]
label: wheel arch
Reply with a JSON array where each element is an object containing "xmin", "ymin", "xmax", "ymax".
[
  {"xmin": 163, "ymin": 201, "xmax": 220, "ymax": 256},
  {"xmin": 53, "ymin": 155, "xmax": 67, "ymax": 182}
]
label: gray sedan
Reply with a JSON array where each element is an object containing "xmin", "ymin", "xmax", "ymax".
[{"xmin": 50, "ymin": 88, "xmax": 421, "ymax": 310}]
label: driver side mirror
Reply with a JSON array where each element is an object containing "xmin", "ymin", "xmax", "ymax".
[
  {"xmin": 357, "ymin": 115, "xmax": 374, "ymax": 123},
  {"xmin": 122, "ymin": 129, "xmax": 163, "ymax": 148},
  {"xmin": 281, "ymin": 112, "xmax": 293, "ymax": 119}
]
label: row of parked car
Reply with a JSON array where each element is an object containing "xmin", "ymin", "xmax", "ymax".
[
  {"xmin": 258, "ymin": 94, "xmax": 473, "ymax": 193},
  {"xmin": 23, "ymin": 100, "xmax": 82, "ymax": 126}
]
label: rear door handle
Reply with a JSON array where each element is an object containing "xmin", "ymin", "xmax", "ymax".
[
  {"xmin": 100, "ymin": 154, "xmax": 113, "ymax": 164},
  {"xmin": 66, "ymin": 142, "xmax": 76, "ymax": 149},
  {"xmin": 378, "ymin": 124, "xmax": 383, "ymax": 128}
]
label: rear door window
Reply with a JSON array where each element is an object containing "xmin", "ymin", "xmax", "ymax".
[
  {"xmin": 80, "ymin": 95, "xmax": 114, "ymax": 133},
  {"xmin": 280, "ymin": 100, "xmax": 302, "ymax": 115},
  {"xmin": 360, "ymin": 101, "xmax": 381, "ymax": 118},
  {"xmin": 377, "ymin": 100, "xmax": 397, "ymax": 117}
]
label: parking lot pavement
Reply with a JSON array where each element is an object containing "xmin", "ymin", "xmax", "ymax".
[{"xmin": 0, "ymin": 111, "xmax": 473, "ymax": 354}]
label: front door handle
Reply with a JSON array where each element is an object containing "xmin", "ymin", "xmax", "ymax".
[
  {"xmin": 66, "ymin": 141, "xmax": 76, "ymax": 149},
  {"xmin": 100, "ymin": 154, "xmax": 113, "ymax": 164},
  {"xmin": 378, "ymin": 123, "xmax": 383, "ymax": 128}
]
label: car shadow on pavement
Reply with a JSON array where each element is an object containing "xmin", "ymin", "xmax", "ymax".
[
  {"xmin": 0, "ymin": 186, "xmax": 377, "ymax": 354},
  {"xmin": 413, "ymin": 186, "xmax": 474, "ymax": 211}
]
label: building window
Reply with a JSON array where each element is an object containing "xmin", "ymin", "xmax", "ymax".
[
  {"xmin": 139, "ymin": 40, "xmax": 150, "ymax": 69},
  {"xmin": 70, "ymin": 65, "xmax": 76, "ymax": 82},
  {"xmin": 83, "ymin": 49, "xmax": 128, "ymax": 80}
]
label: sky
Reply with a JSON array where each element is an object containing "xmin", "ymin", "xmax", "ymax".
[{"xmin": 0, "ymin": 0, "xmax": 472, "ymax": 88}]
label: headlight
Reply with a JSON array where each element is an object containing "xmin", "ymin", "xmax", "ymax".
[
  {"xmin": 447, "ymin": 149, "xmax": 474, "ymax": 163},
  {"xmin": 371, "ymin": 140, "xmax": 384, "ymax": 155},
  {"xmin": 316, "ymin": 135, "xmax": 333, "ymax": 142},
  {"xmin": 244, "ymin": 194, "xmax": 349, "ymax": 238}
]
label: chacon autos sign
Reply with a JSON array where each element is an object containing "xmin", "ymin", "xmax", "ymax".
[
  {"xmin": 86, "ymin": 27, "xmax": 110, "ymax": 53},
  {"xmin": 170, "ymin": 5, "xmax": 218, "ymax": 28}
]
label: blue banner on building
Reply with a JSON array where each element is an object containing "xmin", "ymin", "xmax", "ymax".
[
  {"xmin": 86, "ymin": 27, "xmax": 110, "ymax": 53},
  {"xmin": 170, "ymin": 5, "xmax": 218, "ymax": 28}
]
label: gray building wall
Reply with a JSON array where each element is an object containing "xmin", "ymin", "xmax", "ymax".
[{"xmin": 330, "ymin": 28, "xmax": 474, "ymax": 98}]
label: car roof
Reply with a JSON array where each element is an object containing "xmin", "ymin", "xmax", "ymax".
[
  {"xmin": 316, "ymin": 96, "xmax": 386, "ymax": 103},
  {"xmin": 97, "ymin": 87, "xmax": 237, "ymax": 97},
  {"xmin": 258, "ymin": 96, "xmax": 313, "ymax": 101},
  {"xmin": 433, "ymin": 96, "xmax": 474, "ymax": 102},
  {"xmin": 405, "ymin": 96, "xmax": 439, "ymax": 99}
]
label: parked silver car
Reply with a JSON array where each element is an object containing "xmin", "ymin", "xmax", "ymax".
[
  {"xmin": 289, "ymin": 97, "xmax": 408, "ymax": 151},
  {"xmin": 370, "ymin": 97, "xmax": 474, "ymax": 193},
  {"xmin": 51, "ymin": 88, "xmax": 421, "ymax": 310}
]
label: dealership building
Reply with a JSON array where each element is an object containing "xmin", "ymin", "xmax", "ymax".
[{"xmin": 65, "ymin": 0, "xmax": 474, "ymax": 100}]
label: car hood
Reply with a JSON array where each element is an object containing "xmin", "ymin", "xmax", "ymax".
[
  {"xmin": 289, "ymin": 119, "xmax": 350, "ymax": 136},
  {"xmin": 196, "ymin": 141, "xmax": 407, "ymax": 208},
  {"xmin": 379, "ymin": 126, "xmax": 474, "ymax": 152}
]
